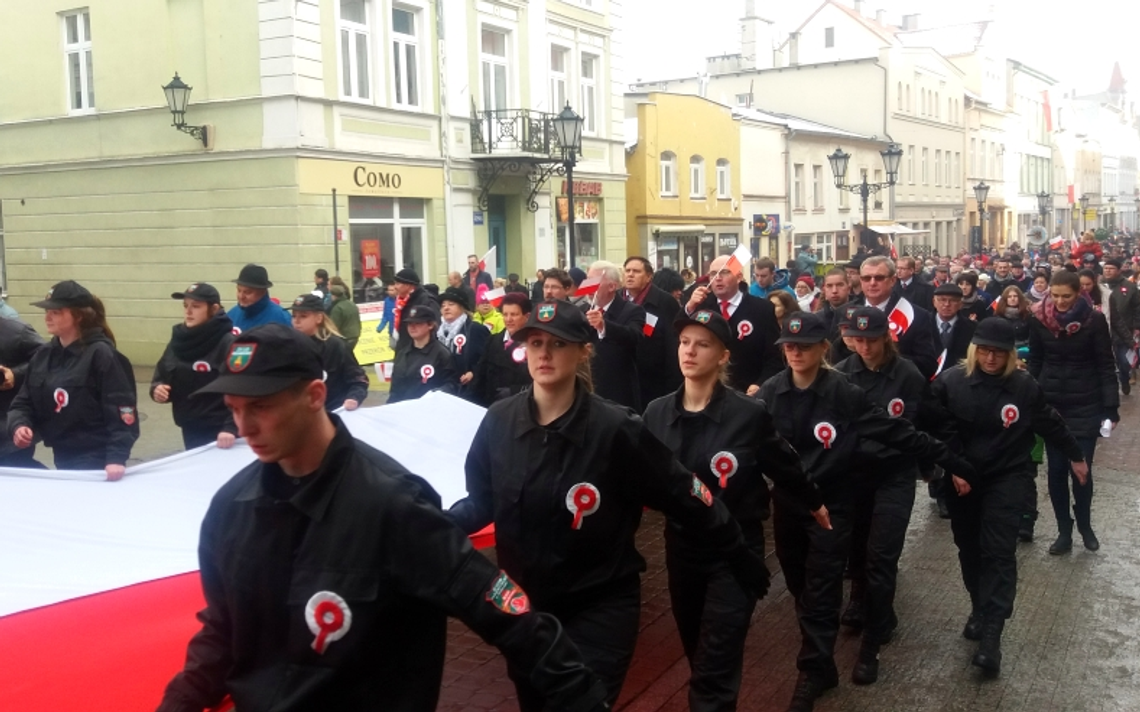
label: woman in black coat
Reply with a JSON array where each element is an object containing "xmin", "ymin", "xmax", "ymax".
[
  {"xmin": 437, "ymin": 286, "xmax": 490, "ymax": 403},
  {"xmin": 1028, "ymin": 269, "xmax": 1119, "ymax": 554},
  {"xmin": 470, "ymin": 292, "xmax": 533, "ymax": 406}
]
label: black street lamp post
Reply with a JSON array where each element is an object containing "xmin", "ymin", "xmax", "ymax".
[
  {"xmin": 161, "ymin": 73, "xmax": 208, "ymax": 146},
  {"xmin": 974, "ymin": 181, "xmax": 990, "ymax": 250},
  {"xmin": 1037, "ymin": 190, "xmax": 1052, "ymax": 235},
  {"xmin": 551, "ymin": 103, "xmax": 584, "ymax": 268},
  {"xmin": 828, "ymin": 144, "xmax": 903, "ymax": 248},
  {"xmin": 1079, "ymin": 193, "xmax": 1090, "ymax": 234},
  {"xmin": 1108, "ymin": 196, "xmax": 1116, "ymax": 232}
]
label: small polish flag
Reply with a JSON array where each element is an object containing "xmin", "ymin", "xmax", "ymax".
[
  {"xmin": 887, "ymin": 297, "xmax": 915, "ymax": 340},
  {"xmin": 725, "ymin": 244, "xmax": 753, "ymax": 277},
  {"xmin": 933, "ymin": 348, "xmax": 948, "ymax": 380},
  {"xmin": 889, "ymin": 235, "xmax": 898, "ymax": 260},
  {"xmin": 1049, "ymin": 235, "xmax": 1065, "ymax": 251},
  {"xmin": 643, "ymin": 313, "xmax": 659, "ymax": 336},
  {"xmin": 574, "ymin": 276, "xmax": 602, "ymax": 297},
  {"xmin": 479, "ymin": 246, "xmax": 497, "ymax": 278},
  {"xmin": 480, "ymin": 286, "xmax": 506, "ymax": 307},
  {"xmin": 990, "ymin": 296, "xmax": 1001, "ymax": 313},
  {"xmin": 1071, "ymin": 232, "xmax": 1080, "ymax": 251},
  {"xmin": 374, "ymin": 362, "xmax": 395, "ymax": 382}
]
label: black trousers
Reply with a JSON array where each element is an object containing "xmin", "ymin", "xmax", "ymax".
[
  {"xmin": 52, "ymin": 449, "xmax": 107, "ymax": 471},
  {"xmin": 848, "ymin": 468, "xmax": 916, "ymax": 644},
  {"xmin": 946, "ymin": 473, "xmax": 1023, "ymax": 621},
  {"xmin": 181, "ymin": 426, "xmax": 220, "ymax": 450},
  {"xmin": 1045, "ymin": 437, "xmax": 1097, "ymax": 532},
  {"xmin": 0, "ymin": 444, "xmax": 45, "ymax": 469},
  {"xmin": 510, "ymin": 582, "xmax": 641, "ymax": 711},
  {"xmin": 666, "ymin": 552, "xmax": 758, "ymax": 712},
  {"xmin": 774, "ymin": 497, "xmax": 853, "ymax": 680}
]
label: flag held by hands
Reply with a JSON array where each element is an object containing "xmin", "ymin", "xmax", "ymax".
[{"xmin": 725, "ymin": 244, "xmax": 753, "ymax": 278}]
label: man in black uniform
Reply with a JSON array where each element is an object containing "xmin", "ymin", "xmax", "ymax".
[
  {"xmin": 623, "ymin": 256, "xmax": 682, "ymax": 409},
  {"xmin": 0, "ymin": 315, "xmax": 45, "ymax": 467},
  {"xmin": 859, "ymin": 256, "xmax": 938, "ymax": 379},
  {"xmin": 157, "ymin": 324, "xmax": 607, "ymax": 712},
  {"xmin": 894, "ymin": 256, "xmax": 934, "ymax": 312},
  {"xmin": 392, "ymin": 268, "xmax": 433, "ymax": 354},
  {"xmin": 583, "ymin": 261, "xmax": 645, "ymax": 410},
  {"xmin": 685, "ymin": 255, "xmax": 783, "ymax": 394}
]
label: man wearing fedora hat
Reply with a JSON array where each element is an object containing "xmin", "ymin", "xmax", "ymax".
[{"xmin": 228, "ymin": 263, "xmax": 291, "ymax": 334}]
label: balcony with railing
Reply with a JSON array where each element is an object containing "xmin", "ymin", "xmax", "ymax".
[{"xmin": 470, "ymin": 107, "xmax": 562, "ymax": 159}]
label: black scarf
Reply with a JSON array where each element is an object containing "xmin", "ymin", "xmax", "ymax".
[{"xmin": 170, "ymin": 311, "xmax": 234, "ymax": 361}]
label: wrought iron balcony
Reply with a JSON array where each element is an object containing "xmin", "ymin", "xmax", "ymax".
[{"xmin": 470, "ymin": 107, "xmax": 562, "ymax": 159}]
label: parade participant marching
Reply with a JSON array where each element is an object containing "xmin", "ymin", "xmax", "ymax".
[
  {"xmin": 624, "ymin": 256, "xmax": 683, "ymax": 408},
  {"xmin": 388, "ymin": 302, "xmax": 458, "ymax": 403},
  {"xmin": 157, "ymin": 324, "xmax": 609, "ymax": 712},
  {"xmin": 150, "ymin": 283, "xmax": 238, "ymax": 450},
  {"xmin": 470, "ymin": 292, "xmax": 533, "ymax": 406},
  {"xmin": 327, "ymin": 284, "xmax": 362, "ymax": 351},
  {"xmin": 288, "ymin": 294, "xmax": 368, "ymax": 412},
  {"xmin": 1100, "ymin": 258, "xmax": 1140, "ymax": 394},
  {"xmin": 227, "ymin": 264, "xmax": 291, "ymax": 334},
  {"xmin": 0, "ymin": 314, "xmax": 45, "ymax": 467},
  {"xmin": 955, "ymin": 272, "xmax": 991, "ymax": 322},
  {"xmin": 858, "ymin": 256, "xmax": 938, "ymax": 379},
  {"xmin": 391, "ymin": 268, "xmax": 433, "ymax": 353},
  {"xmin": 1028, "ymin": 270, "xmax": 1118, "ymax": 554},
  {"xmin": 834, "ymin": 307, "xmax": 930, "ymax": 657},
  {"xmin": 755, "ymin": 312, "xmax": 974, "ymax": 710},
  {"xmin": 8, "ymin": 281, "xmax": 138, "ymax": 479},
  {"xmin": 449, "ymin": 301, "xmax": 769, "ymax": 710},
  {"xmin": 583, "ymin": 261, "xmax": 646, "ymax": 411},
  {"xmin": 643, "ymin": 309, "xmax": 829, "ymax": 712},
  {"xmin": 931, "ymin": 318, "xmax": 1087, "ymax": 674},
  {"xmin": 437, "ymin": 286, "xmax": 490, "ymax": 402}
]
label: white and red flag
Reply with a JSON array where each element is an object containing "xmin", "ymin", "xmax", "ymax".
[
  {"xmin": 887, "ymin": 297, "xmax": 915, "ymax": 340},
  {"xmin": 643, "ymin": 313, "xmax": 659, "ymax": 336},
  {"xmin": 478, "ymin": 246, "xmax": 497, "ymax": 278},
  {"xmin": 480, "ymin": 286, "xmax": 506, "ymax": 307},
  {"xmin": 573, "ymin": 276, "xmax": 602, "ymax": 297},
  {"xmin": 724, "ymin": 244, "xmax": 753, "ymax": 277}
]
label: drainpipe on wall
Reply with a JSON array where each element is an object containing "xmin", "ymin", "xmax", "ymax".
[
  {"xmin": 785, "ymin": 126, "xmax": 796, "ymax": 264},
  {"xmin": 436, "ymin": 0, "xmax": 457, "ymax": 275}
]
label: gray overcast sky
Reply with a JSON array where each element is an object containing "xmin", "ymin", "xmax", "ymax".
[{"xmin": 623, "ymin": 0, "xmax": 1140, "ymax": 96}]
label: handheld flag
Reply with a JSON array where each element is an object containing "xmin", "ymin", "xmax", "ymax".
[
  {"xmin": 478, "ymin": 246, "xmax": 498, "ymax": 278},
  {"xmin": 887, "ymin": 297, "xmax": 915, "ymax": 340},
  {"xmin": 480, "ymin": 286, "xmax": 506, "ymax": 307},
  {"xmin": 574, "ymin": 276, "xmax": 602, "ymax": 297},
  {"xmin": 643, "ymin": 313, "xmax": 659, "ymax": 336},
  {"xmin": 1049, "ymin": 234, "xmax": 1064, "ymax": 251},
  {"xmin": 724, "ymin": 244, "xmax": 753, "ymax": 278}
]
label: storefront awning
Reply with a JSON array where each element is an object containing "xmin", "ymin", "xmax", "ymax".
[
  {"xmin": 869, "ymin": 223, "xmax": 928, "ymax": 234},
  {"xmin": 654, "ymin": 224, "xmax": 707, "ymax": 234}
]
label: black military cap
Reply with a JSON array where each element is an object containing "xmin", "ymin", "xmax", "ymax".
[
  {"xmin": 776, "ymin": 312, "xmax": 830, "ymax": 345},
  {"xmin": 515, "ymin": 300, "xmax": 593, "ymax": 343},
  {"xmin": 31, "ymin": 280, "xmax": 96, "ymax": 309},
  {"xmin": 933, "ymin": 282, "xmax": 965, "ymax": 298},
  {"xmin": 837, "ymin": 304, "xmax": 862, "ymax": 329},
  {"xmin": 288, "ymin": 293, "xmax": 326, "ymax": 312},
  {"xmin": 403, "ymin": 303, "xmax": 439, "ymax": 325},
  {"xmin": 233, "ymin": 263, "xmax": 273, "ymax": 289},
  {"xmin": 842, "ymin": 306, "xmax": 889, "ymax": 338},
  {"xmin": 395, "ymin": 268, "xmax": 421, "ymax": 286},
  {"xmin": 172, "ymin": 282, "xmax": 221, "ymax": 305},
  {"xmin": 193, "ymin": 323, "xmax": 323, "ymax": 397},
  {"xmin": 674, "ymin": 309, "xmax": 732, "ymax": 348},
  {"xmin": 439, "ymin": 286, "xmax": 471, "ymax": 311},
  {"xmin": 972, "ymin": 317, "xmax": 1015, "ymax": 351}
]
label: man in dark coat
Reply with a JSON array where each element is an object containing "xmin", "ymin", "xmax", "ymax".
[
  {"xmin": 894, "ymin": 256, "xmax": 934, "ymax": 312},
  {"xmin": 466, "ymin": 254, "xmax": 494, "ymax": 292},
  {"xmin": 393, "ymin": 268, "xmax": 434, "ymax": 354},
  {"xmin": 623, "ymin": 256, "xmax": 682, "ymax": 409},
  {"xmin": 0, "ymin": 315, "xmax": 46, "ymax": 466},
  {"xmin": 930, "ymin": 282, "xmax": 976, "ymax": 369},
  {"xmin": 859, "ymin": 256, "xmax": 938, "ymax": 379},
  {"xmin": 582, "ymin": 261, "xmax": 645, "ymax": 410}
]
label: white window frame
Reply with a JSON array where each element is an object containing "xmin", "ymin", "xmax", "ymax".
[
  {"xmin": 921, "ymin": 148, "xmax": 929, "ymax": 184},
  {"xmin": 62, "ymin": 9, "xmax": 94, "ymax": 113},
  {"xmin": 338, "ymin": 0, "xmax": 373, "ymax": 102},
  {"xmin": 690, "ymin": 156, "xmax": 705, "ymax": 199},
  {"xmin": 549, "ymin": 44, "xmax": 569, "ymax": 112},
  {"xmin": 812, "ymin": 165, "xmax": 824, "ymax": 209},
  {"xmin": 660, "ymin": 152, "xmax": 677, "ymax": 197},
  {"xmin": 794, "ymin": 164, "xmax": 805, "ymax": 209},
  {"xmin": 716, "ymin": 159, "xmax": 730, "ymax": 199},
  {"xmin": 580, "ymin": 52, "xmax": 599, "ymax": 136},
  {"xmin": 907, "ymin": 146, "xmax": 915, "ymax": 184},
  {"xmin": 391, "ymin": 4, "xmax": 421, "ymax": 109},
  {"xmin": 479, "ymin": 25, "xmax": 511, "ymax": 112},
  {"xmin": 935, "ymin": 150, "xmax": 942, "ymax": 186}
]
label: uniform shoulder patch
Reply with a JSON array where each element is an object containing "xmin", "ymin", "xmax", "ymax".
[
  {"xmin": 690, "ymin": 476, "xmax": 714, "ymax": 506},
  {"xmin": 485, "ymin": 571, "xmax": 531, "ymax": 615}
]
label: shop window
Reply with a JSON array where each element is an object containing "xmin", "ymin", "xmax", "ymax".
[
  {"xmin": 339, "ymin": 0, "xmax": 371, "ymax": 100},
  {"xmin": 481, "ymin": 27, "xmax": 509, "ymax": 111},
  {"xmin": 689, "ymin": 156, "xmax": 705, "ymax": 199},
  {"xmin": 62, "ymin": 9, "xmax": 94, "ymax": 112},
  {"xmin": 550, "ymin": 45, "xmax": 568, "ymax": 111},
  {"xmin": 580, "ymin": 53, "xmax": 598, "ymax": 135},
  {"xmin": 348, "ymin": 197, "xmax": 426, "ymax": 302},
  {"xmin": 557, "ymin": 198, "xmax": 600, "ymax": 267},
  {"xmin": 716, "ymin": 159, "xmax": 730, "ymax": 199},
  {"xmin": 660, "ymin": 152, "xmax": 676, "ymax": 196},
  {"xmin": 391, "ymin": 6, "xmax": 420, "ymax": 108}
]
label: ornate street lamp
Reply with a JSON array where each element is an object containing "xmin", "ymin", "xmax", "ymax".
[
  {"xmin": 1079, "ymin": 193, "xmax": 1090, "ymax": 233},
  {"xmin": 551, "ymin": 103, "xmax": 584, "ymax": 267},
  {"xmin": 162, "ymin": 73, "xmax": 208, "ymax": 146},
  {"xmin": 974, "ymin": 181, "xmax": 990, "ymax": 249},
  {"xmin": 828, "ymin": 142, "xmax": 903, "ymax": 247}
]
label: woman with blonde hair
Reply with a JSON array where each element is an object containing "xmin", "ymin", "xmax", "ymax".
[{"xmin": 289, "ymin": 293, "xmax": 368, "ymax": 411}]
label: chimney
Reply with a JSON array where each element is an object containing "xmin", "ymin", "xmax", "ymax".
[
  {"xmin": 901, "ymin": 13, "xmax": 919, "ymax": 30},
  {"xmin": 876, "ymin": 9, "xmax": 886, "ymax": 24},
  {"xmin": 853, "ymin": 0, "xmax": 864, "ymax": 15},
  {"xmin": 788, "ymin": 32, "xmax": 799, "ymax": 66}
]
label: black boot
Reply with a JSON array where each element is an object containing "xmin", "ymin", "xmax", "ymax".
[
  {"xmin": 971, "ymin": 620, "xmax": 1004, "ymax": 674},
  {"xmin": 851, "ymin": 642, "xmax": 880, "ymax": 685},
  {"xmin": 937, "ymin": 496, "xmax": 951, "ymax": 519},
  {"xmin": 962, "ymin": 609, "xmax": 984, "ymax": 641},
  {"xmin": 1078, "ymin": 526, "xmax": 1100, "ymax": 551},
  {"xmin": 1018, "ymin": 515, "xmax": 1035, "ymax": 542},
  {"xmin": 840, "ymin": 581, "xmax": 865, "ymax": 630},
  {"xmin": 785, "ymin": 671, "xmax": 837, "ymax": 712},
  {"xmin": 1049, "ymin": 522, "xmax": 1073, "ymax": 555}
]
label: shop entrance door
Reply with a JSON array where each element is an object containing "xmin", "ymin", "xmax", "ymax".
[{"xmin": 488, "ymin": 196, "xmax": 507, "ymax": 277}]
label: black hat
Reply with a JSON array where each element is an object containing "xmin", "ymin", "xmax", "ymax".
[
  {"xmin": 515, "ymin": 300, "xmax": 593, "ymax": 343},
  {"xmin": 837, "ymin": 303, "xmax": 861, "ymax": 329},
  {"xmin": 288, "ymin": 293, "xmax": 325, "ymax": 312},
  {"xmin": 439, "ymin": 286, "xmax": 471, "ymax": 311},
  {"xmin": 172, "ymin": 282, "xmax": 221, "ymax": 305},
  {"xmin": 933, "ymin": 282, "xmax": 965, "ymax": 298},
  {"xmin": 842, "ymin": 306, "xmax": 889, "ymax": 338},
  {"xmin": 403, "ymin": 303, "xmax": 439, "ymax": 325},
  {"xmin": 234, "ymin": 264, "xmax": 273, "ymax": 289},
  {"xmin": 192, "ymin": 323, "xmax": 323, "ymax": 397},
  {"xmin": 395, "ymin": 268, "xmax": 421, "ymax": 286},
  {"xmin": 674, "ymin": 309, "xmax": 732, "ymax": 348},
  {"xmin": 972, "ymin": 317, "xmax": 1015, "ymax": 351},
  {"xmin": 845, "ymin": 256, "xmax": 866, "ymax": 270},
  {"xmin": 31, "ymin": 280, "xmax": 96, "ymax": 309},
  {"xmin": 775, "ymin": 312, "xmax": 829, "ymax": 345}
]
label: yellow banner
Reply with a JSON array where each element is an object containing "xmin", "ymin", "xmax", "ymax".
[
  {"xmin": 354, "ymin": 323, "xmax": 395, "ymax": 366},
  {"xmin": 299, "ymin": 158, "xmax": 445, "ymax": 198}
]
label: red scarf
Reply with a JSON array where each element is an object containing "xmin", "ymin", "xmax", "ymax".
[{"xmin": 393, "ymin": 295, "xmax": 409, "ymax": 333}]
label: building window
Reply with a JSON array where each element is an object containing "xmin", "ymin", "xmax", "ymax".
[
  {"xmin": 660, "ymin": 151, "xmax": 676, "ymax": 196},
  {"xmin": 392, "ymin": 6, "xmax": 420, "ymax": 108},
  {"xmin": 812, "ymin": 165, "xmax": 824, "ymax": 209},
  {"xmin": 339, "ymin": 0, "xmax": 370, "ymax": 100},
  {"xmin": 907, "ymin": 145, "xmax": 915, "ymax": 184},
  {"xmin": 935, "ymin": 150, "xmax": 942, "ymax": 186},
  {"xmin": 580, "ymin": 53, "xmax": 598, "ymax": 135},
  {"xmin": 980, "ymin": 140, "xmax": 987, "ymax": 178},
  {"xmin": 839, "ymin": 182, "xmax": 849, "ymax": 208},
  {"xmin": 716, "ymin": 159, "xmax": 730, "ymax": 198},
  {"xmin": 897, "ymin": 82, "xmax": 903, "ymax": 111},
  {"xmin": 794, "ymin": 164, "xmax": 805, "ymax": 209},
  {"xmin": 921, "ymin": 148, "xmax": 928, "ymax": 184},
  {"xmin": 954, "ymin": 152, "xmax": 961, "ymax": 187},
  {"xmin": 348, "ymin": 197, "xmax": 427, "ymax": 299},
  {"xmin": 62, "ymin": 9, "xmax": 94, "ymax": 112},
  {"xmin": 906, "ymin": 84, "xmax": 911, "ymax": 112},
  {"xmin": 873, "ymin": 169, "xmax": 883, "ymax": 209},
  {"xmin": 549, "ymin": 46, "xmax": 568, "ymax": 111},
  {"xmin": 481, "ymin": 27, "xmax": 509, "ymax": 111},
  {"xmin": 690, "ymin": 156, "xmax": 705, "ymax": 198},
  {"xmin": 735, "ymin": 92, "xmax": 751, "ymax": 107},
  {"xmin": 825, "ymin": 27, "xmax": 834, "ymax": 48},
  {"xmin": 970, "ymin": 138, "xmax": 977, "ymax": 177}
]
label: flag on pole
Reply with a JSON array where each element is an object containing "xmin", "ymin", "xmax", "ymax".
[
  {"xmin": 724, "ymin": 244, "xmax": 753, "ymax": 277},
  {"xmin": 1071, "ymin": 231, "xmax": 1080, "ymax": 251},
  {"xmin": 479, "ymin": 246, "xmax": 497, "ymax": 278},
  {"xmin": 889, "ymin": 235, "xmax": 898, "ymax": 260},
  {"xmin": 887, "ymin": 297, "xmax": 915, "ymax": 340},
  {"xmin": 643, "ymin": 313, "xmax": 659, "ymax": 336},
  {"xmin": 1049, "ymin": 235, "xmax": 1065, "ymax": 251},
  {"xmin": 573, "ymin": 276, "xmax": 602, "ymax": 297},
  {"xmin": 933, "ymin": 347, "xmax": 949, "ymax": 380},
  {"xmin": 990, "ymin": 296, "xmax": 1002, "ymax": 313},
  {"xmin": 480, "ymin": 286, "xmax": 506, "ymax": 307}
]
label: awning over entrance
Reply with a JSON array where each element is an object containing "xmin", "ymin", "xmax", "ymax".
[
  {"xmin": 654, "ymin": 224, "xmax": 707, "ymax": 234},
  {"xmin": 869, "ymin": 223, "xmax": 929, "ymax": 234}
]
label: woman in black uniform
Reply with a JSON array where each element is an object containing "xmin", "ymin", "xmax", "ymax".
[
  {"xmin": 931, "ymin": 318, "xmax": 1087, "ymax": 674},
  {"xmin": 448, "ymin": 301, "xmax": 767, "ymax": 710},
  {"xmin": 643, "ymin": 309, "xmax": 828, "ymax": 712},
  {"xmin": 756, "ymin": 312, "xmax": 974, "ymax": 712},
  {"xmin": 437, "ymin": 286, "xmax": 490, "ymax": 403},
  {"xmin": 150, "ymin": 283, "xmax": 238, "ymax": 450},
  {"xmin": 833, "ymin": 307, "xmax": 929, "ymax": 660},
  {"xmin": 470, "ymin": 292, "xmax": 533, "ymax": 406},
  {"xmin": 8, "ymin": 280, "xmax": 139, "ymax": 480},
  {"xmin": 289, "ymin": 294, "xmax": 369, "ymax": 411},
  {"xmin": 388, "ymin": 302, "xmax": 458, "ymax": 403}
]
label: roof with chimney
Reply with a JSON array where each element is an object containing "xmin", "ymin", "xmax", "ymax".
[
  {"xmin": 895, "ymin": 20, "xmax": 992, "ymax": 56},
  {"xmin": 779, "ymin": 0, "xmax": 900, "ymax": 49}
]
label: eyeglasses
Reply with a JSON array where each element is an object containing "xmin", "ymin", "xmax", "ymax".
[
  {"xmin": 782, "ymin": 342, "xmax": 816, "ymax": 352},
  {"xmin": 860, "ymin": 274, "xmax": 891, "ymax": 283},
  {"xmin": 711, "ymin": 269, "xmax": 735, "ymax": 279}
]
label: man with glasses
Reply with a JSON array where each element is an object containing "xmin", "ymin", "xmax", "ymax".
[
  {"xmin": 893, "ymin": 257, "xmax": 934, "ymax": 312},
  {"xmin": 685, "ymin": 255, "xmax": 783, "ymax": 393},
  {"xmin": 859, "ymin": 256, "xmax": 938, "ymax": 379}
]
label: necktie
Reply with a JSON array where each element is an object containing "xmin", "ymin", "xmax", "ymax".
[
  {"xmin": 940, "ymin": 320, "xmax": 952, "ymax": 347},
  {"xmin": 720, "ymin": 300, "xmax": 731, "ymax": 320}
]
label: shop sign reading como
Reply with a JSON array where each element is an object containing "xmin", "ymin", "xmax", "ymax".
[{"xmin": 353, "ymin": 166, "xmax": 403, "ymax": 190}]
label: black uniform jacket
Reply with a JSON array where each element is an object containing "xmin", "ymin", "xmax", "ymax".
[
  {"xmin": 691, "ymin": 285, "xmax": 783, "ymax": 391},
  {"xmin": 8, "ymin": 328, "xmax": 138, "ymax": 465},
  {"xmin": 930, "ymin": 366, "xmax": 1083, "ymax": 483},
  {"xmin": 150, "ymin": 313, "xmax": 236, "ymax": 434},
  {"xmin": 756, "ymin": 368, "xmax": 972, "ymax": 500},
  {"xmin": 158, "ymin": 419, "xmax": 607, "ymax": 712},
  {"xmin": 314, "ymin": 335, "xmax": 369, "ymax": 411},
  {"xmin": 471, "ymin": 330, "xmax": 532, "ymax": 406},
  {"xmin": 449, "ymin": 386, "xmax": 756, "ymax": 608},
  {"xmin": 0, "ymin": 317, "xmax": 45, "ymax": 414},
  {"xmin": 632, "ymin": 285, "xmax": 683, "ymax": 408},
  {"xmin": 643, "ymin": 383, "xmax": 822, "ymax": 560},
  {"xmin": 388, "ymin": 338, "xmax": 458, "ymax": 404},
  {"xmin": 930, "ymin": 315, "xmax": 977, "ymax": 370},
  {"xmin": 443, "ymin": 317, "xmax": 491, "ymax": 402},
  {"xmin": 1027, "ymin": 310, "xmax": 1119, "ymax": 438},
  {"xmin": 834, "ymin": 353, "xmax": 934, "ymax": 473},
  {"xmin": 393, "ymin": 288, "xmax": 434, "ymax": 354},
  {"xmin": 583, "ymin": 297, "xmax": 646, "ymax": 411}
]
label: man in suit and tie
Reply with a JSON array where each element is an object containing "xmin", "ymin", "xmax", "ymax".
[
  {"xmin": 583, "ymin": 260, "xmax": 646, "ymax": 410},
  {"xmin": 859, "ymin": 256, "xmax": 938, "ymax": 379},
  {"xmin": 623, "ymin": 256, "xmax": 682, "ymax": 409},
  {"xmin": 894, "ymin": 256, "xmax": 934, "ymax": 312}
]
